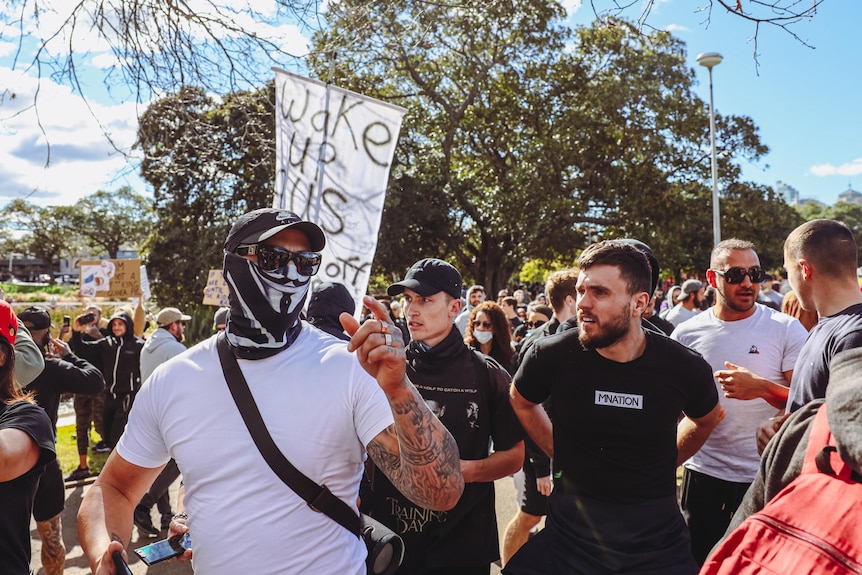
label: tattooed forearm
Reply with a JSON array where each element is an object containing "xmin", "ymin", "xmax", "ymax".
[
  {"xmin": 37, "ymin": 515, "xmax": 66, "ymax": 575},
  {"xmin": 369, "ymin": 384, "xmax": 464, "ymax": 511}
]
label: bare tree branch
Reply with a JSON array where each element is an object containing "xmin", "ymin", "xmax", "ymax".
[{"xmin": 591, "ymin": 0, "xmax": 826, "ymax": 50}]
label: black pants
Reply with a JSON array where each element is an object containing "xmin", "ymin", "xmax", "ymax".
[
  {"xmin": 140, "ymin": 459, "xmax": 181, "ymax": 516},
  {"xmin": 679, "ymin": 468, "xmax": 750, "ymax": 565},
  {"xmin": 103, "ymin": 393, "xmax": 134, "ymax": 448}
]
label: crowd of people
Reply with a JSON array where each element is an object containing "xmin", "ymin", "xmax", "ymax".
[{"xmin": 2, "ymin": 209, "xmax": 861, "ymax": 575}]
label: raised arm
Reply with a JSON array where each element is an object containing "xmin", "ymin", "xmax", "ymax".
[{"xmin": 343, "ymin": 296, "xmax": 463, "ymax": 511}]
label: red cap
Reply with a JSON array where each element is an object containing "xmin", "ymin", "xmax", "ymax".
[{"xmin": 0, "ymin": 301, "xmax": 17, "ymax": 346}]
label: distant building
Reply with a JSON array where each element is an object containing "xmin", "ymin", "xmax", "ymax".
[
  {"xmin": 837, "ymin": 185, "xmax": 862, "ymax": 206},
  {"xmin": 776, "ymin": 181, "xmax": 801, "ymax": 205}
]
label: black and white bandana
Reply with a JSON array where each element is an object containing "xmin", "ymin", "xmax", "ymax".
[{"xmin": 223, "ymin": 250, "xmax": 311, "ymax": 360}]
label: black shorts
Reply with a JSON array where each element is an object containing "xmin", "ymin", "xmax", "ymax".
[
  {"xmin": 504, "ymin": 492, "xmax": 697, "ymax": 575},
  {"xmin": 519, "ymin": 460, "xmax": 549, "ymax": 517},
  {"xmin": 33, "ymin": 458, "xmax": 64, "ymax": 522}
]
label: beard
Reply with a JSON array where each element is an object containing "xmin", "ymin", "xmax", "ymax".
[
  {"xmin": 717, "ymin": 286, "xmax": 756, "ymax": 313},
  {"xmin": 578, "ymin": 306, "xmax": 632, "ymax": 350}
]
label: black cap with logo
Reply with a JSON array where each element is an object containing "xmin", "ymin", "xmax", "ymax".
[
  {"xmin": 224, "ymin": 208, "xmax": 326, "ymax": 253},
  {"xmin": 388, "ymin": 258, "xmax": 462, "ymax": 299}
]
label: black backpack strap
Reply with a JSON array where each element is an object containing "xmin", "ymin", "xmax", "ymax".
[{"xmin": 216, "ymin": 333, "xmax": 360, "ymax": 536}]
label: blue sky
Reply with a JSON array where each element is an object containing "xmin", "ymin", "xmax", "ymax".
[
  {"xmin": 0, "ymin": 0, "xmax": 858, "ymax": 206},
  {"xmin": 567, "ymin": 0, "xmax": 861, "ymax": 206}
]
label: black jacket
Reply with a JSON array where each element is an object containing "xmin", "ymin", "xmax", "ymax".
[
  {"xmin": 25, "ymin": 351, "xmax": 105, "ymax": 429},
  {"xmin": 71, "ymin": 311, "xmax": 144, "ymax": 396}
]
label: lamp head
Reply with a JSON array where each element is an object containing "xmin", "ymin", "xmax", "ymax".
[{"xmin": 697, "ymin": 52, "xmax": 723, "ymax": 68}]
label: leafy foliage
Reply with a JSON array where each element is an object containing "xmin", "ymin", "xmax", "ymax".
[
  {"xmin": 69, "ymin": 186, "xmax": 154, "ymax": 258},
  {"xmin": 4, "ymin": 187, "xmax": 151, "ymax": 279},
  {"xmin": 311, "ymin": 6, "xmax": 787, "ymax": 290},
  {"xmin": 137, "ymin": 85, "xmax": 275, "ymax": 309}
]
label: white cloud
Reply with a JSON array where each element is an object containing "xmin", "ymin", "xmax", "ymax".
[
  {"xmin": 809, "ymin": 159, "xmax": 862, "ymax": 177},
  {"xmin": 0, "ymin": 66, "xmax": 147, "ymax": 206},
  {"xmin": 562, "ymin": 0, "xmax": 584, "ymax": 16},
  {"xmin": 664, "ymin": 23, "xmax": 689, "ymax": 32}
]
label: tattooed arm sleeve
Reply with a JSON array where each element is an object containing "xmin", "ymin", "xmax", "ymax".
[{"xmin": 366, "ymin": 379, "xmax": 464, "ymax": 511}]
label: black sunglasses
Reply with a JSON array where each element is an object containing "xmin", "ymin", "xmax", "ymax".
[
  {"xmin": 713, "ymin": 266, "xmax": 766, "ymax": 285},
  {"xmin": 472, "ymin": 320, "xmax": 493, "ymax": 329},
  {"xmin": 526, "ymin": 320, "xmax": 546, "ymax": 329},
  {"xmin": 235, "ymin": 244, "xmax": 322, "ymax": 276}
]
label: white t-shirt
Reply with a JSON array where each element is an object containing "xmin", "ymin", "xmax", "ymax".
[
  {"xmin": 118, "ymin": 324, "xmax": 394, "ymax": 575},
  {"xmin": 665, "ymin": 304, "xmax": 701, "ymax": 327},
  {"xmin": 672, "ymin": 304, "xmax": 807, "ymax": 482}
]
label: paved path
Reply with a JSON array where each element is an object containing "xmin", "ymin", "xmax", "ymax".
[{"xmin": 31, "ymin": 475, "xmax": 521, "ymax": 574}]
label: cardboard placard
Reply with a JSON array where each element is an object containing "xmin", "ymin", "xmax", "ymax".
[
  {"xmin": 203, "ymin": 270, "xmax": 230, "ymax": 307},
  {"xmin": 79, "ymin": 259, "xmax": 141, "ymax": 298}
]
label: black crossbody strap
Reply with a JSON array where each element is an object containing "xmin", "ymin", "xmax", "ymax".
[{"xmin": 216, "ymin": 333, "xmax": 360, "ymax": 536}]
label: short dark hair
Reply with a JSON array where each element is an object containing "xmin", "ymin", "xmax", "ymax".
[
  {"xmin": 711, "ymin": 238, "xmax": 756, "ymax": 269},
  {"xmin": 785, "ymin": 219, "xmax": 858, "ymax": 280},
  {"xmin": 502, "ymin": 296, "xmax": 517, "ymax": 309},
  {"xmin": 578, "ymin": 241, "xmax": 652, "ymax": 296},
  {"xmin": 545, "ymin": 269, "xmax": 579, "ymax": 314}
]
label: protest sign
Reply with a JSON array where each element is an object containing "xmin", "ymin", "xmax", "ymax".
[
  {"xmin": 202, "ymin": 269, "xmax": 230, "ymax": 307},
  {"xmin": 273, "ymin": 68, "xmax": 406, "ymax": 313},
  {"xmin": 79, "ymin": 259, "xmax": 141, "ymax": 298}
]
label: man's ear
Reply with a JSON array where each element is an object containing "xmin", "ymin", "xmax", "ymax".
[
  {"xmin": 632, "ymin": 292, "xmax": 650, "ymax": 317},
  {"xmin": 449, "ymin": 297, "xmax": 462, "ymax": 319},
  {"xmin": 799, "ymin": 258, "xmax": 814, "ymax": 281},
  {"xmin": 706, "ymin": 269, "xmax": 718, "ymax": 289}
]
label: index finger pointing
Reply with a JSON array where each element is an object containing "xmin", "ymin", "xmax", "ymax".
[{"xmin": 363, "ymin": 295, "xmax": 391, "ymax": 322}]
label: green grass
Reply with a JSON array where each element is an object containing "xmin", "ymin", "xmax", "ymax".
[{"xmin": 56, "ymin": 423, "xmax": 110, "ymax": 475}]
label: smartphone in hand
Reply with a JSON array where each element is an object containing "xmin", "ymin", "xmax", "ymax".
[
  {"xmin": 134, "ymin": 532, "xmax": 192, "ymax": 566},
  {"xmin": 112, "ymin": 550, "xmax": 133, "ymax": 575}
]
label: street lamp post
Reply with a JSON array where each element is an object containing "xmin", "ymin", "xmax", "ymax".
[{"xmin": 697, "ymin": 51, "xmax": 723, "ymax": 247}]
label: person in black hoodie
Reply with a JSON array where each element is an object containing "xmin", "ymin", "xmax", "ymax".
[
  {"xmin": 18, "ymin": 306, "xmax": 104, "ymax": 575},
  {"xmin": 306, "ymin": 281, "xmax": 355, "ymax": 341},
  {"xmin": 71, "ymin": 310, "xmax": 144, "ymax": 449}
]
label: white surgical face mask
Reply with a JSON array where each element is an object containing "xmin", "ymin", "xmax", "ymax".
[{"xmin": 473, "ymin": 330, "xmax": 493, "ymax": 344}]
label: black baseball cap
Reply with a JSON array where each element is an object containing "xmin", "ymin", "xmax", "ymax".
[
  {"xmin": 18, "ymin": 306, "xmax": 51, "ymax": 330},
  {"xmin": 225, "ymin": 208, "xmax": 326, "ymax": 252},
  {"xmin": 388, "ymin": 258, "xmax": 462, "ymax": 299}
]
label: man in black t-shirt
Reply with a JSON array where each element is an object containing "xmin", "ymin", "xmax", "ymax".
[
  {"xmin": 505, "ymin": 240, "xmax": 722, "ymax": 575},
  {"xmin": 367, "ymin": 258, "xmax": 525, "ymax": 574}
]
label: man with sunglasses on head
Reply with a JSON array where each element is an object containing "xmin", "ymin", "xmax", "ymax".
[
  {"xmin": 365, "ymin": 258, "xmax": 524, "ymax": 574},
  {"xmin": 78, "ymin": 208, "xmax": 464, "ymax": 575},
  {"xmin": 671, "ymin": 239, "xmax": 807, "ymax": 564}
]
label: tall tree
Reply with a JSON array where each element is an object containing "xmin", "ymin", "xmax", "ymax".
[
  {"xmin": 69, "ymin": 187, "xmax": 154, "ymax": 258},
  {"xmin": 3, "ymin": 0, "xmax": 824, "ymax": 133},
  {"xmin": 312, "ymin": 8, "xmax": 772, "ymax": 291},
  {"xmin": 137, "ymin": 85, "xmax": 274, "ymax": 309},
  {"xmin": 4, "ymin": 200, "xmax": 77, "ymax": 278}
]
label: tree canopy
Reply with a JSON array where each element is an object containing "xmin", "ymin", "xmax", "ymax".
[
  {"xmin": 1, "ymin": 0, "xmax": 827, "ymax": 155},
  {"xmin": 309, "ymin": 4, "xmax": 797, "ymax": 290},
  {"xmin": 4, "ymin": 186, "xmax": 152, "ymax": 278},
  {"xmin": 126, "ymin": 8, "xmax": 811, "ymax": 300},
  {"xmin": 137, "ymin": 85, "xmax": 274, "ymax": 309}
]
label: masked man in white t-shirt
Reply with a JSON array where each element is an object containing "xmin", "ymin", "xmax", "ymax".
[{"xmin": 78, "ymin": 208, "xmax": 464, "ymax": 575}]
